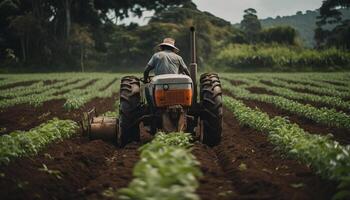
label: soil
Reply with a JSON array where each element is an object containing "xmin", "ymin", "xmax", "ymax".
[
  {"xmin": 246, "ymin": 86, "xmax": 350, "ymax": 115},
  {"xmin": 43, "ymin": 80, "xmax": 64, "ymax": 86},
  {"xmin": 0, "ymin": 81, "xmax": 38, "ymax": 90},
  {"xmin": 0, "ymin": 137, "xmax": 140, "ymax": 200},
  {"xmin": 74, "ymin": 79, "xmax": 99, "ymax": 90},
  {"xmin": 0, "ymin": 93, "xmax": 118, "ymax": 135},
  {"xmin": 0, "ymin": 91, "xmax": 340, "ymax": 200},
  {"xmin": 320, "ymin": 80, "xmax": 348, "ymax": 87},
  {"xmin": 230, "ymin": 80, "xmax": 246, "ymax": 86},
  {"xmin": 260, "ymin": 80, "xmax": 333, "ymax": 96},
  {"xmin": 100, "ymin": 78, "xmax": 119, "ymax": 91},
  {"xmin": 0, "ymin": 107, "xmax": 337, "ymax": 200},
  {"xmin": 241, "ymin": 98, "xmax": 350, "ymax": 145},
  {"xmin": 246, "ymin": 87, "xmax": 277, "ymax": 95}
]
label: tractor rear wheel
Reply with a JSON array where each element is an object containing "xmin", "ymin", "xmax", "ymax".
[
  {"xmin": 119, "ymin": 76, "xmax": 142, "ymax": 146},
  {"xmin": 199, "ymin": 73, "xmax": 223, "ymax": 146}
]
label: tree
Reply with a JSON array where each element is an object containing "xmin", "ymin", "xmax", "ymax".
[
  {"xmin": 240, "ymin": 8, "xmax": 261, "ymax": 43},
  {"xmin": 0, "ymin": 0, "xmax": 191, "ymax": 70},
  {"xmin": 69, "ymin": 24, "xmax": 94, "ymax": 72},
  {"xmin": 260, "ymin": 26, "xmax": 298, "ymax": 45},
  {"xmin": 315, "ymin": 0, "xmax": 350, "ymax": 49},
  {"xmin": 9, "ymin": 12, "xmax": 43, "ymax": 62}
]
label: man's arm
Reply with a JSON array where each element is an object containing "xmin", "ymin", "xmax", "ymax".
[
  {"xmin": 144, "ymin": 54, "xmax": 156, "ymax": 81},
  {"xmin": 143, "ymin": 64, "xmax": 155, "ymax": 81},
  {"xmin": 179, "ymin": 57, "xmax": 190, "ymax": 76}
]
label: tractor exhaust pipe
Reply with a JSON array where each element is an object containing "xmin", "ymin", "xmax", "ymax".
[{"xmin": 190, "ymin": 26, "xmax": 197, "ymax": 103}]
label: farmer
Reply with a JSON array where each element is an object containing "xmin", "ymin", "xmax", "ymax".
[{"xmin": 143, "ymin": 38, "xmax": 190, "ymax": 82}]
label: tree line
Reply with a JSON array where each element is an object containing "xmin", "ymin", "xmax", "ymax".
[
  {"xmin": 0, "ymin": 0, "xmax": 349, "ymax": 72},
  {"xmin": 0, "ymin": 0, "xmax": 190, "ymax": 71}
]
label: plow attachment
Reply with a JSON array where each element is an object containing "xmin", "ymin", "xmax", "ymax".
[{"xmin": 83, "ymin": 108, "xmax": 119, "ymax": 145}]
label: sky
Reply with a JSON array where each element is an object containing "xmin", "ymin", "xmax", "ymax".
[{"xmin": 120, "ymin": 0, "xmax": 324, "ymax": 25}]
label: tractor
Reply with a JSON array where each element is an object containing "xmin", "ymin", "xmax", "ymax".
[{"xmin": 86, "ymin": 27, "xmax": 223, "ymax": 147}]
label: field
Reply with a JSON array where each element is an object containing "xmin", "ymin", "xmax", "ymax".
[{"xmin": 0, "ymin": 72, "xmax": 350, "ymax": 200}]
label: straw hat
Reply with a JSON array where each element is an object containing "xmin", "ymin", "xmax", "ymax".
[{"xmin": 158, "ymin": 38, "xmax": 179, "ymax": 52}]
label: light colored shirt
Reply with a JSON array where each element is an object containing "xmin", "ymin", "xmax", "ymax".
[{"xmin": 147, "ymin": 50, "xmax": 189, "ymax": 75}]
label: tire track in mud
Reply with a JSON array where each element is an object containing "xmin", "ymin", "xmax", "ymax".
[{"xmin": 193, "ymin": 143, "xmax": 235, "ymax": 200}]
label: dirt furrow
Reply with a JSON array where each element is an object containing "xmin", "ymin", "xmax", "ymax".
[
  {"xmin": 99, "ymin": 78, "xmax": 119, "ymax": 91},
  {"xmin": 0, "ymin": 137, "xmax": 113, "ymax": 200},
  {"xmin": 82, "ymin": 143, "xmax": 140, "ymax": 200},
  {"xmin": 0, "ymin": 80, "xmax": 39, "ymax": 90},
  {"xmin": 211, "ymin": 109, "xmax": 336, "ymax": 200},
  {"xmin": 0, "ymin": 93, "xmax": 118, "ymax": 135},
  {"xmin": 246, "ymin": 86, "xmax": 350, "ymax": 115},
  {"xmin": 0, "ymin": 91, "xmax": 140, "ymax": 200},
  {"xmin": 240, "ymin": 98, "xmax": 350, "ymax": 145},
  {"xmin": 193, "ymin": 143, "xmax": 235, "ymax": 200}
]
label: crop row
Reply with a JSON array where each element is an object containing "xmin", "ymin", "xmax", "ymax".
[
  {"xmin": 0, "ymin": 73, "xmax": 83, "ymax": 88},
  {"xmin": 221, "ymin": 73, "xmax": 350, "ymax": 94},
  {"xmin": 221, "ymin": 75, "xmax": 350, "ymax": 111},
  {"xmin": 0, "ymin": 78, "xmax": 93, "ymax": 108},
  {"xmin": 0, "ymin": 118, "xmax": 78, "ymax": 165},
  {"xmin": 273, "ymin": 76, "xmax": 350, "ymax": 93},
  {"xmin": 106, "ymin": 132, "xmax": 202, "ymax": 200},
  {"xmin": 63, "ymin": 77, "xmax": 120, "ymax": 110},
  {"xmin": 241, "ymin": 81, "xmax": 350, "ymax": 111},
  {"xmin": 0, "ymin": 78, "xmax": 77, "ymax": 99},
  {"xmin": 223, "ymin": 96, "xmax": 350, "ymax": 199},
  {"xmin": 258, "ymin": 77, "xmax": 350, "ymax": 99},
  {"xmin": 221, "ymin": 79, "xmax": 350, "ymax": 130},
  {"xmin": 0, "ymin": 75, "xmax": 121, "ymax": 110}
]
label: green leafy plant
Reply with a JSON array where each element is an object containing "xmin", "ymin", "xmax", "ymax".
[
  {"xmin": 223, "ymin": 96, "xmax": 350, "ymax": 199},
  {"xmin": 0, "ymin": 118, "xmax": 78, "ymax": 165},
  {"xmin": 113, "ymin": 132, "xmax": 202, "ymax": 200},
  {"xmin": 221, "ymin": 79, "xmax": 350, "ymax": 129}
]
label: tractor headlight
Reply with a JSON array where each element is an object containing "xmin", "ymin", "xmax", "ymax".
[{"xmin": 163, "ymin": 84, "xmax": 169, "ymax": 90}]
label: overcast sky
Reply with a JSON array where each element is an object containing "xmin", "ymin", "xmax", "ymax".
[{"xmin": 120, "ymin": 0, "xmax": 324, "ymax": 25}]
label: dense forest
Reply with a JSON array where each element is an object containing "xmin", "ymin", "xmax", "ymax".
[{"xmin": 0, "ymin": 0, "xmax": 349, "ymax": 72}]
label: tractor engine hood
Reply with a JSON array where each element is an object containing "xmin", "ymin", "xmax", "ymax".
[{"xmin": 151, "ymin": 74, "xmax": 193, "ymax": 85}]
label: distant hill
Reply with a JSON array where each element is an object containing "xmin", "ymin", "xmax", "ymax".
[
  {"xmin": 234, "ymin": 9, "xmax": 350, "ymax": 47},
  {"xmin": 259, "ymin": 9, "xmax": 350, "ymax": 47}
]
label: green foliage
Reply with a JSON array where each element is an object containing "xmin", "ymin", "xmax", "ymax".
[
  {"xmin": 116, "ymin": 132, "xmax": 202, "ymax": 200},
  {"xmin": 258, "ymin": 9, "xmax": 350, "ymax": 47},
  {"xmin": 240, "ymin": 8, "xmax": 261, "ymax": 43},
  {"xmin": 0, "ymin": 118, "xmax": 78, "ymax": 165},
  {"xmin": 0, "ymin": 73, "xmax": 121, "ymax": 110},
  {"xmin": 221, "ymin": 79, "xmax": 350, "ymax": 129},
  {"xmin": 0, "ymin": 0, "xmax": 191, "ymax": 70},
  {"xmin": 105, "ymin": 4, "xmax": 237, "ymax": 69},
  {"xmin": 223, "ymin": 96, "xmax": 350, "ymax": 199},
  {"xmin": 214, "ymin": 44, "xmax": 350, "ymax": 71},
  {"xmin": 259, "ymin": 26, "xmax": 298, "ymax": 45},
  {"xmin": 245, "ymin": 80, "xmax": 350, "ymax": 110}
]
